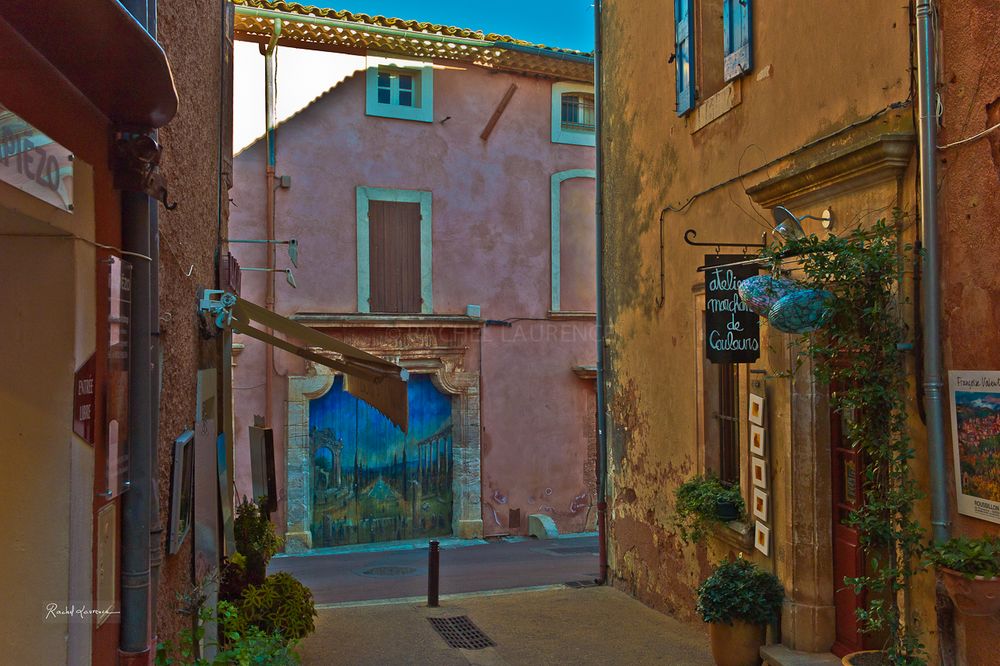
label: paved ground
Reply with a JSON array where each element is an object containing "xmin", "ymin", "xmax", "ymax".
[
  {"xmin": 270, "ymin": 535, "xmax": 600, "ymax": 605},
  {"xmin": 296, "ymin": 585, "xmax": 713, "ymax": 666}
]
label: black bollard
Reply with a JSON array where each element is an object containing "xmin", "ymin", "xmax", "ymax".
[{"xmin": 428, "ymin": 539, "xmax": 440, "ymax": 607}]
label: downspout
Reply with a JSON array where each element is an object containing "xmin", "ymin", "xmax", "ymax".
[
  {"xmin": 147, "ymin": 0, "xmax": 163, "ymax": 640},
  {"xmin": 119, "ymin": 1, "xmax": 156, "ymax": 661},
  {"xmin": 594, "ymin": 0, "xmax": 609, "ymax": 585},
  {"xmin": 262, "ymin": 19, "xmax": 280, "ymax": 427},
  {"xmin": 915, "ymin": 0, "xmax": 949, "ymax": 545}
]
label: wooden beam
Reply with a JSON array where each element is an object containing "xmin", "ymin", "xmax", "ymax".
[{"xmin": 479, "ymin": 83, "xmax": 518, "ymax": 141}]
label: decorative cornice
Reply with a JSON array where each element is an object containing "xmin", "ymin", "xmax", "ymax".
[{"xmin": 746, "ymin": 133, "xmax": 915, "ymax": 209}]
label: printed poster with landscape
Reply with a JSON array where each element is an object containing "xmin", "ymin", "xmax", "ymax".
[{"xmin": 949, "ymin": 370, "xmax": 1000, "ymax": 524}]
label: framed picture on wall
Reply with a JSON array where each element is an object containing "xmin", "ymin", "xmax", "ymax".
[
  {"xmin": 751, "ymin": 456, "xmax": 768, "ymax": 489},
  {"xmin": 748, "ymin": 393, "xmax": 765, "ymax": 426},
  {"xmin": 750, "ymin": 424, "xmax": 765, "ymax": 456},
  {"xmin": 168, "ymin": 430, "xmax": 195, "ymax": 555},
  {"xmin": 752, "ymin": 486, "xmax": 768, "ymax": 521},
  {"xmin": 755, "ymin": 520, "xmax": 770, "ymax": 556}
]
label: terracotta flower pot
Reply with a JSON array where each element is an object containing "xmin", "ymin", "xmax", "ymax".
[
  {"xmin": 940, "ymin": 566, "xmax": 1000, "ymax": 616},
  {"xmin": 708, "ymin": 620, "xmax": 765, "ymax": 666},
  {"xmin": 841, "ymin": 650, "xmax": 883, "ymax": 666}
]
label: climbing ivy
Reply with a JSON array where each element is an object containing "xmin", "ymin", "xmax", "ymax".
[{"xmin": 761, "ymin": 218, "xmax": 926, "ymax": 665}]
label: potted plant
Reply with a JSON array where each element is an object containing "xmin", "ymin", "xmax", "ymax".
[
  {"xmin": 674, "ymin": 475, "xmax": 746, "ymax": 543},
  {"xmin": 696, "ymin": 557, "xmax": 783, "ymax": 666},
  {"xmin": 925, "ymin": 535, "xmax": 1000, "ymax": 616}
]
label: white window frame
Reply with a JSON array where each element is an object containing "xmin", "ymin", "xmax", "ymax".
[
  {"xmin": 356, "ymin": 186, "xmax": 433, "ymax": 314},
  {"xmin": 551, "ymin": 82, "xmax": 596, "ymax": 146},
  {"xmin": 365, "ymin": 54, "xmax": 434, "ymax": 123}
]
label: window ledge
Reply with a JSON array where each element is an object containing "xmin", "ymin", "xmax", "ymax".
[
  {"xmin": 691, "ymin": 80, "xmax": 742, "ymax": 134},
  {"xmin": 291, "ymin": 313, "xmax": 483, "ymax": 328},
  {"xmin": 548, "ymin": 310, "xmax": 597, "ymax": 320},
  {"xmin": 710, "ymin": 519, "xmax": 754, "ymax": 551}
]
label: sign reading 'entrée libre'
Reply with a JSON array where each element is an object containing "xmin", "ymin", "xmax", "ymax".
[{"xmin": 705, "ymin": 254, "xmax": 760, "ymax": 364}]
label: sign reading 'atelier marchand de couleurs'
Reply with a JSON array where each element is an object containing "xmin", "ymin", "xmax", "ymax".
[{"xmin": 705, "ymin": 254, "xmax": 760, "ymax": 364}]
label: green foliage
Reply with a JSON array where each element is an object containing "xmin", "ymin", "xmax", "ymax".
[
  {"xmin": 925, "ymin": 535, "xmax": 1000, "ymax": 578},
  {"xmin": 696, "ymin": 557, "xmax": 784, "ymax": 625},
  {"xmin": 760, "ymin": 218, "xmax": 926, "ymax": 664},
  {"xmin": 673, "ymin": 475, "xmax": 746, "ymax": 544},
  {"xmin": 236, "ymin": 572, "xmax": 317, "ymax": 641},
  {"xmin": 234, "ymin": 498, "xmax": 283, "ymax": 586},
  {"xmin": 155, "ymin": 601, "xmax": 300, "ymax": 666}
]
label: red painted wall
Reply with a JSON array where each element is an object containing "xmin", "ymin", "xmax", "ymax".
[
  {"xmin": 938, "ymin": 0, "xmax": 1000, "ymax": 659},
  {"xmin": 229, "ymin": 54, "xmax": 596, "ymax": 539}
]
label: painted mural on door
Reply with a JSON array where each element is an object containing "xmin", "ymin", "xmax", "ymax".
[{"xmin": 309, "ymin": 374, "xmax": 453, "ymax": 547}]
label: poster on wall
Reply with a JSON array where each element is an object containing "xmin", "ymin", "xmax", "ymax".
[
  {"xmin": 704, "ymin": 254, "xmax": 760, "ymax": 364},
  {"xmin": 949, "ymin": 371, "xmax": 1000, "ymax": 524}
]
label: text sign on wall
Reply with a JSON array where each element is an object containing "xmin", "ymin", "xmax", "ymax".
[
  {"xmin": 705, "ymin": 255, "xmax": 760, "ymax": 364},
  {"xmin": 102, "ymin": 257, "xmax": 132, "ymax": 498},
  {"xmin": 73, "ymin": 354, "xmax": 96, "ymax": 445},
  {"xmin": 0, "ymin": 104, "xmax": 74, "ymax": 211}
]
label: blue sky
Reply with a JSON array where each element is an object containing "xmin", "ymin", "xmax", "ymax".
[{"xmin": 304, "ymin": 1, "xmax": 595, "ymax": 52}]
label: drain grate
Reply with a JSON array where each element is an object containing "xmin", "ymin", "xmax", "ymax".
[
  {"xmin": 359, "ymin": 565, "xmax": 418, "ymax": 577},
  {"xmin": 564, "ymin": 579, "xmax": 599, "ymax": 589},
  {"xmin": 428, "ymin": 616, "xmax": 496, "ymax": 650}
]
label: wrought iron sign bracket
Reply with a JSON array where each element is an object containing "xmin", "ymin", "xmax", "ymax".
[{"xmin": 684, "ymin": 229, "xmax": 766, "ymax": 254}]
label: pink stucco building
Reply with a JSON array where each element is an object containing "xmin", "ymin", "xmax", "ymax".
[{"xmin": 229, "ymin": 1, "xmax": 596, "ymax": 552}]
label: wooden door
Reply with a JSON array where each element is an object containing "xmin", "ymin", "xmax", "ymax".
[{"xmin": 831, "ymin": 403, "xmax": 866, "ymax": 656}]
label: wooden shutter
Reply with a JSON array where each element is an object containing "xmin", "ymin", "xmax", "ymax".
[
  {"xmin": 724, "ymin": 0, "xmax": 753, "ymax": 81},
  {"xmin": 674, "ymin": 0, "xmax": 696, "ymax": 116},
  {"xmin": 368, "ymin": 200, "xmax": 422, "ymax": 313}
]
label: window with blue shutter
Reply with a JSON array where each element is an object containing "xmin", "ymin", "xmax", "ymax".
[
  {"xmin": 723, "ymin": 0, "xmax": 752, "ymax": 81},
  {"xmin": 674, "ymin": 0, "xmax": 695, "ymax": 116}
]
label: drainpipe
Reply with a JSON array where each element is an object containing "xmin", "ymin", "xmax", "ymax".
[
  {"xmin": 262, "ymin": 20, "xmax": 280, "ymax": 427},
  {"xmin": 915, "ymin": 0, "xmax": 950, "ymax": 545},
  {"xmin": 594, "ymin": 0, "xmax": 609, "ymax": 585},
  {"xmin": 118, "ymin": 2, "xmax": 156, "ymax": 661}
]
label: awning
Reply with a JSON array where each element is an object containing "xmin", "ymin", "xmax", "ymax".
[
  {"xmin": 0, "ymin": 0, "xmax": 178, "ymax": 128},
  {"xmin": 213, "ymin": 294, "xmax": 408, "ymax": 431}
]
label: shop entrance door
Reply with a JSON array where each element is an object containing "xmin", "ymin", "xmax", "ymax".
[{"xmin": 831, "ymin": 403, "xmax": 867, "ymax": 656}]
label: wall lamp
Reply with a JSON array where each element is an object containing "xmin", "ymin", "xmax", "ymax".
[
  {"xmin": 226, "ymin": 238, "xmax": 299, "ymax": 267},
  {"xmin": 239, "ymin": 267, "xmax": 297, "ymax": 288},
  {"xmin": 771, "ymin": 206, "xmax": 833, "ymax": 241}
]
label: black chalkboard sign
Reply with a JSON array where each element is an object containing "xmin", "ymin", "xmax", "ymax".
[{"xmin": 705, "ymin": 255, "xmax": 760, "ymax": 364}]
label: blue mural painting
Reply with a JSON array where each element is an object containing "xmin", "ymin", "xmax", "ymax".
[{"xmin": 309, "ymin": 374, "xmax": 453, "ymax": 547}]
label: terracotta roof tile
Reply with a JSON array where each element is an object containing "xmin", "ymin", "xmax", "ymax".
[{"xmin": 233, "ymin": 0, "xmax": 594, "ymax": 83}]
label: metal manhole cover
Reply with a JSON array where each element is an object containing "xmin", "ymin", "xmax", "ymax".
[
  {"xmin": 359, "ymin": 565, "xmax": 419, "ymax": 577},
  {"xmin": 428, "ymin": 616, "xmax": 496, "ymax": 650}
]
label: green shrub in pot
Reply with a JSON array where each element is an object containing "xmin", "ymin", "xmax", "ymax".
[
  {"xmin": 673, "ymin": 475, "xmax": 746, "ymax": 544},
  {"xmin": 696, "ymin": 557, "xmax": 784, "ymax": 626},
  {"xmin": 925, "ymin": 535, "xmax": 1000, "ymax": 617},
  {"xmin": 924, "ymin": 535, "xmax": 1000, "ymax": 579},
  {"xmin": 697, "ymin": 557, "xmax": 783, "ymax": 666}
]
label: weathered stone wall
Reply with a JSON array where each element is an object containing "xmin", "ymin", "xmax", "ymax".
[
  {"xmin": 600, "ymin": 0, "xmax": 919, "ymax": 652},
  {"xmin": 155, "ymin": 0, "xmax": 229, "ymax": 647},
  {"xmin": 937, "ymin": 1, "xmax": 1000, "ymax": 662}
]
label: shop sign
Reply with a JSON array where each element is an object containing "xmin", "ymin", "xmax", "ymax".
[
  {"xmin": 73, "ymin": 354, "xmax": 96, "ymax": 445},
  {"xmin": 704, "ymin": 254, "xmax": 760, "ymax": 364},
  {"xmin": 0, "ymin": 104, "xmax": 74, "ymax": 212},
  {"xmin": 949, "ymin": 370, "xmax": 1000, "ymax": 525}
]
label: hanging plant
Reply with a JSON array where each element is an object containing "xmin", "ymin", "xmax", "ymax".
[{"xmin": 760, "ymin": 217, "xmax": 926, "ymax": 665}]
